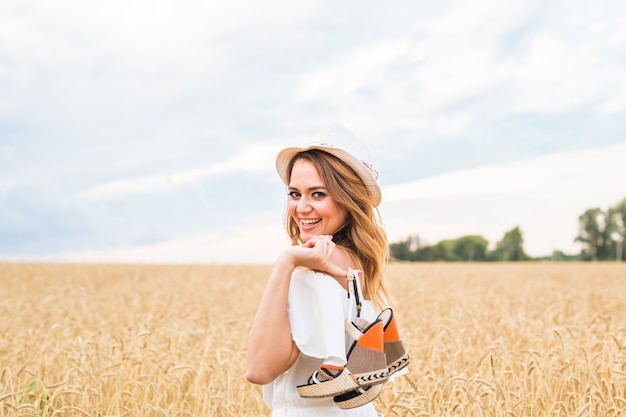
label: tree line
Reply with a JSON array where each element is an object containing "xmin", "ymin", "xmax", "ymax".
[{"xmin": 389, "ymin": 196, "xmax": 626, "ymax": 262}]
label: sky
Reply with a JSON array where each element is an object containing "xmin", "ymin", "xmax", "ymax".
[{"xmin": 1, "ymin": 0, "xmax": 625, "ymax": 264}]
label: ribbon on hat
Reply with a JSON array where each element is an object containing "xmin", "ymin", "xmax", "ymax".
[
  {"xmin": 362, "ymin": 161, "xmax": 379, "ymax": 180},
  {"xmin": 315, "ymin": 140, "xmax": 378, "ymax": 181}
]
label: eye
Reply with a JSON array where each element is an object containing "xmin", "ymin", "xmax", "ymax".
[
  {"xmin": 287, "ymin": 191, "xmax": 301, "ymax": 199},
  {"xmin": 312, "ymin": 191, "xmax": 326, "ymax": 198}
]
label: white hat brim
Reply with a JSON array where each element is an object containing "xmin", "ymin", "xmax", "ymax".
[{"xmin": 275, "ymin": 145, "xmax": 382, "ymax": 207}]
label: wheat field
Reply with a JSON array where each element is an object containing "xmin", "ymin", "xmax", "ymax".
[{"xmin": 1, "ymin": 262, "xmax": 625, "ymax": 416}]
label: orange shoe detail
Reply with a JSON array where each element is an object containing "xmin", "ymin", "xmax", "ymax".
[
  {"xmin": 322, "ymin": 364, "xmax": 345, "ymax": 371},
  {"xmin": 384, "ymin": 316, "xmax": 400, "ymax": 343},
  {"xmin": 357, "ymin": 321, "xmax": 384, "ymax": 352}
]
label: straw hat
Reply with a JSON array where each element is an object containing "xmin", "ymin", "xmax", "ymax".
[{"xmin": 275, "ymin": 123, "xmax": 381, "ymax": 207}]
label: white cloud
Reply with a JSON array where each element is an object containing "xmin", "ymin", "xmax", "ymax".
[
  {"xmin": 0, "ymin": 0, "xmax": 329, "ymax": 127},
  {"xmin": 292, "ymin": 0, "xmax": 626, "ymax": 143},
  {"xmin": 295, "ymin": 40, "xmax": 410, "ymax": 104},
  {"xmin": 0, "ymin": 0, "xmax": 321, "ymax": 61},
  {"xmin": 513, "ymin": 35, "xmax": 619, "ymax": 114},
  {"xmin": 383, "ymin": 142, "xmax": 625, "ymax": 202},
  {"xmin": 380, "ymin": 141, "xmax": 626, "ymax": 256},
  {"xmin": 0, "ymin": 181, "xmax": 16, "ymax": 199},
  {"xmin": 0, "ymin": 144, "xmax": 16, "ymax": 158},
  {"xmin": 42, "ymin": 215, "xmax": 288, "ymax": 264},
  {"xmin": 76, "ymin": 140, "xmax": 283, "ymax": 200}
]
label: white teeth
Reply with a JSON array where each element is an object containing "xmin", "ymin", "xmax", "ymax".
[{"xmin": 301, "ymin": 219, "xmax": 320, "ymax": 225}]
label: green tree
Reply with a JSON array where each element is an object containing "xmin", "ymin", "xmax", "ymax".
[
  {"xmin": 608, "ymin": 197, "xmax": 626, "ymax": 261},
  {"xmin": 575, "ymin": 208, "xmax": 608, "ymax": 260},
  {"xmin": 452, "ymin": 235, "xmax": 489, "ymax": 261},
  {"xmin": 389, "ymin": 235, "xmax": 419, "ymax": 261},
  {"xmin": 412, "ymin": 241, "xmax": 447, "ymax": 261},
  {"xmin": 488, "ymin": 226, "xmax": 527, "ymax": 261},
  {"xmin": 549, "ymin": 250, "xmax": 582, "ymax": 261},
  {"xmin": 614, "ymin": 198, "xmax": 626, "ymax": 238},
  {"xmin": 389, "ymin": 238, "xmax": 410, "ymax": 261},
  {"xmin": 575, "ymin": 208, "xmax": 601, "ymax": 260},
  {"xmin": 390, "ymin": 234, "xmax": 489, "ymax": 262}
]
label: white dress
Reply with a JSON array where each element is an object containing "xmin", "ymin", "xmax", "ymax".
[{"xmin": 263, "ymin": 269, "xmax": 380, "ymax": 416}]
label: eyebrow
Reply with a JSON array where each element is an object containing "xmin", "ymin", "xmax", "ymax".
[{"xmin": 288, "ymin": 186, "xmax": 327, "ymax": 192}]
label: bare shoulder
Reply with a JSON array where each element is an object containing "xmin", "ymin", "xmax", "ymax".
[{"xmin": 329, "ymin": 246, "xmax": 360, "ymax": 290}]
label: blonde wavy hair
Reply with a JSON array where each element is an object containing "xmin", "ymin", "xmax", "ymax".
[{"xmin": 284, "ymin": 150, "xmax": 391, "ymax": 309}]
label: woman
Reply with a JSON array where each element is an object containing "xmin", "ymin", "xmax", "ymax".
[{"xmin": 246, "ymin": 124, "xmax": 407, "ymax": 416}]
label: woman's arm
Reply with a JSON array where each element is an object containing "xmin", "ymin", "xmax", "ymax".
[
  {"xmin": 246, "ymin": 252, "xmax": 300, "ymax": 385},
  {"xmin": 246, "ymin": 236, "xmax": 346, "ymax": 385}
]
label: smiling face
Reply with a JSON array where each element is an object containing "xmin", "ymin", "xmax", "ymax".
[{"xmin": 287, "ymin": 158, "xmax": 348, "ymax": 243}]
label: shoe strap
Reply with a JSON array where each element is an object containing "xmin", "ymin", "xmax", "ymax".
[
  {"xmin": 345, "ymin": 321, "xmax": 364, "ymax": 341},
  {"xmin": 347, "ymin": 268, "xmax": 364, "ymax": 319}
]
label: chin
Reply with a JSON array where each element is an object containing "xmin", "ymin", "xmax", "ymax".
[{"xmin": 299, "ymin": 232, "xmax": 320, "ymax": 243}]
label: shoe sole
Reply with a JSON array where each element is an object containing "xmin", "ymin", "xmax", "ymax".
[
  {"xmin": 298, "ymin": 320, "xmax": 388, "ymax": 398},
  {"xmin": 296, "ymin": 370, "xmax": 360, "ymax": 397},
  {"xmin": 296, "ymin": 365, "xmax": 389, "ymax": 398},
  {"xmin": 388, "ymin": 352, "xmax": 410, "ymax": 376},
  {"xmin": 334, "ymin": 383, "xmax": 383, "ymax": 409}
]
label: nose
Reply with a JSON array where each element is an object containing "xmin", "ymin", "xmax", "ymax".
[{"xmin": 296, "ymin": 196, "xmax": 311, "ymax": 213}]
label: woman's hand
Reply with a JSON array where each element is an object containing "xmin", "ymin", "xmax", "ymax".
[{"xmin": 283, "ymin": 235, "xmax": 347, "ymax": 280}]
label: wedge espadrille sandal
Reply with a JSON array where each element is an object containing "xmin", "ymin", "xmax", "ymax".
[
  {"xmin": 334, "ymin": 308, "xmax": 410, "ymax": 409},
  {"xmin": 296, "ymin": 318, "xmax": 388, "ymax": 398}
]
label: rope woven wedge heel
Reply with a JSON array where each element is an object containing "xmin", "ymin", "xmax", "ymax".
[
  {"xmin": 334, "ymin": 304, "xmax": 410, "ymax": 408},
  {"xmin": 296, "ymin": 317, "xmax": 388, "ymax": 398}
]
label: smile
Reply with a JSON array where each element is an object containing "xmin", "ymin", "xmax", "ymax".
[{"xmin": 300, "ymin": 219, "xmax": 321, "ymax": 228}]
